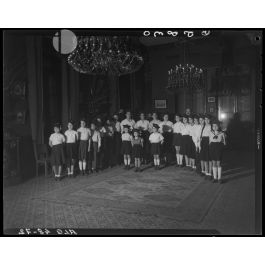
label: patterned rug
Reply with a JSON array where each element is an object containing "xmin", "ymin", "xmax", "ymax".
[{"xmin": 33, "ymin": 165, "xmax": 254, "ymax": 223}]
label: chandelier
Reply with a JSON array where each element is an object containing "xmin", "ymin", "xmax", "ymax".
[
  {"xmin": 166, "ymin": 43, "xmax": 204, "ymax": 92},
  {"xmin": 67, "ymin": 36, "xmax": 144, "ymax": 75}
]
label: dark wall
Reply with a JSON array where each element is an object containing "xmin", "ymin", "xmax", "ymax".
[{"xmin": 147, "ymin": 31, "xmax": 260, "ymax": 120}]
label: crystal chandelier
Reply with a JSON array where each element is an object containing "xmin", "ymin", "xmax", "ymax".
[
  {"xmin": 166, "ymin": 43, "xmax": 204, "ymax": 92},
  {"xmin": 67, "ymin": 36, "xmax": 144, "ymax": 75},
  {"xmin": 166, "ymin": 64, "xmax": 204, "ymax": 91}
]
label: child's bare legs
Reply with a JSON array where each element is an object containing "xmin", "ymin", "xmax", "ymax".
[
  {"xmin": 71, "ymin": 162, "xmax": 74, "ymax": 175},
  {"xmin": 208, "ymin": 161, "xmax": 213, "ymax": 177},
  {"xmin": 212, "ymin": 161, "xmax": 217, "ymax": 180},
  {"xmin": 204, "ymin": 161, "xmax": 208, "ymax": 175},
  {"xmin": 185, "ymin": 155, "xmax": 189, "ymax": 167},
  {"xmin": 67, "ymin": 161, "xmax": 72, "ymax": 176},
  {"xmin": 158, "ymin": 155, "xmax": 161, "ymax": 166},
  {"xmin": 179, "ymin": 154, "xmax": 183, "ymax": 166},
  {"xmin": 190, "ymin": 158, "xmax": 195, "ymax": 169},
  {"xmin": 79, "ymin": 160, "xmax": 82, "ymax": 172},
  {"xmin": 58, "ymin": 165, "xmax": 62, "ymax": 177},
  {"xmin": 82, "ymin": 160, "xmax": 86, "ymax": 173},
  {"xmin": 153, "ymin": 155, "xmax": 157, "ymax": 167},
  {"xmin": 217, "ymin": 161, "xmax": 222, "ymax": 182},
  {"xmin": 175, "ymin": 146, "xmax": 180, "ymax": 165},
  {"xmin": 201, "ymin": 160, "xmax": 205, "ymax": 173},
  {"xmin": 52, "ymin": 166, "xmax": 57, "ymax": 177},
  {"xmin": 124, "ymin": 155, "xmax": 127, "ymax": 167},
  {"xmin": 154, "ymin": 154, "xmax": 160, "ymax": 168},
  {"xmin": 135, "ymin": 158, "xmax": 141, "ymax": 171}
]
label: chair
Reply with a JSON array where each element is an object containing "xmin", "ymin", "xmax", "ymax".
[{"xmin": 34, "ymin": 143, "xmax": 50, "ymax": 177}]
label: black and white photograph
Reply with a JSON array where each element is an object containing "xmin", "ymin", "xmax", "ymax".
[{"xmin": 2, "ymin": 29, "xmax": 262, "ymax": 236}]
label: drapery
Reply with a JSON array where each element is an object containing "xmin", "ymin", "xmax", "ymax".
[
  {"xmin": 61, "ymin": 61, "xmax": 79, "ymax": 128},
  {"xmin": 26, "ymin": 36, "xmax": 44, "ymax": 149}
]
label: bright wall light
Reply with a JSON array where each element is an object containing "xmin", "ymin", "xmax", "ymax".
[{"xmin": 220, "ymin": 113, "xmax": 227, "ymax": 120}]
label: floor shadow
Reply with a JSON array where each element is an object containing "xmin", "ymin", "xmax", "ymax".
[
  {"xmin": 222, "ymin": 168, "xmax": 246, "ymax": 176},
  {"xmin": 222, "ymin": 170, "xmax": 254, "ymax": 183},
  {"xmin": 141, "ymin": 164, "xmax": 155, "ymax": 172},
  {"xmin": 159, "ymin": 164, "xmax": 168, "ymax": 170}
]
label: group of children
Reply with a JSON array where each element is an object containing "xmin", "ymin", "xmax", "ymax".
[{"xmin": 49, "ymin": 111, "xmax": 226, "ymax": 183}]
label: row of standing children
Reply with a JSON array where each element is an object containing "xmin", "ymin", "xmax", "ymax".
[{"xmin": 48, "ymin": 111, "xmax": 226, "ymax": 183}]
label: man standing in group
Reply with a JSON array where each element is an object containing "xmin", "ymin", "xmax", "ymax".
[
  {"xmin": 120, "ymin": 111, "xmax": 135, "ymax": 133},
  {"xmin": 185, "ymin": 108, "xmax": 192, "ymax": 117},
  {"xmin": 118, "ymin": 109, "xmax": 125, "ymax": 121}
]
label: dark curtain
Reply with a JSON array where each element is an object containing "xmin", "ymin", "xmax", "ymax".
[
  {"xmin": 26, "ymin": 36, "xmax": 44, "ymax": 152},
  {"xmin": 61, "ymin": 61, "xmax": 80, "ymax": 129}
]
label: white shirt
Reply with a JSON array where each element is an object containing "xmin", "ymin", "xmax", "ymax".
[
  {"xmin": 159, "ymin": 121, "xmax": 173, "ymax": 133},
  {"xmin": 91, "ymin": 130, "xmax": 101, "ymax": 147},
  {"xmin": 149, "ymin": 119, "xmax": 161, "ymax": 132},
  {"xmin": 77, "ymin": 127, "xmax": 91, "ymax": 140},
  {"xmin": 121, "ymin": 132, "xmax": 133, "ymax": 141},
  {"xmin": 190, "ymin": 124, "xmax": 202, "ymax": 147},
  {"xmin": 149, "ymin": 132, "xmax": 164, "ymax": 143},
  {"xmin": 49, "ymin": 133, "xmax": 65, "ymax": 146},
  {"xmin": 209, "ymin": 131, "xmax": 225, "ymax": 144},
  {"xmin": 135, "ymin": 120, "xmax": 150, "ymax": 131},
  {"xmin": 120, "ymin": 119, "xmax": 135, "ymax": 132},
  {"xmin": 64, "ymin": 130, "xmax": 78, "ymax": 143},
  {"xmin": 201, "ymin": 124, "xmax": 211, "ymax": 137},
  {"xmin": 181, "ymin": 124, "xmax": 191, "ymax": 136},
  {"xmin": 173, "ymin": 121, "xmax": 184, "ymax": 134},
  {"xmin": 114, "ymin": 121, "xmax": 121, "ymax": 132}
]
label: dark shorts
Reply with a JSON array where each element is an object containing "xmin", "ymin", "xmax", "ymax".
[
  {"xmin": 150, "ymin": 143, "xmax": 161, "ymax": 155},
  {"xmin": 188, "ymin": 139, "xmax": 196, "ymax": 159},
  {"xmin": 180, "ymin": 135, "xmax": 189, "ymax": 155},
  {"xmin": 172, "ymin": 133, "xmax": 182, "ymax": 146},
  {"xmin": 65, "ymin": 142, "xmax": 77, "ymax": 166},
  {"xmin": 209, "ymin": 142, "xmax": 224, "ymax": 161},
  {"xmin": 51, "ymin": 144, "xmax": 65, "ymax": 166},
  {"xmin": 78, "ymin": 140, "xmax": 88, "ymax": 160},
  {"xmin": 162, "ymin": 132, "xmax": 173, "ymax": 154},
  {"xmin": 200, "ymin": 137, "xmax": 210, "ymax": 161},
  {"xmin": 121, "ymin": 141, "xmax": 132, "ymax": 155}
]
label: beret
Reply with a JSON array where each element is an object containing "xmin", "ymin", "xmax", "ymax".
[{"xmin": 153, "ymin": 124, "xmax": 160, "ymax": 129}]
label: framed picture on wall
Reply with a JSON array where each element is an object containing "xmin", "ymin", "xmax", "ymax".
[
  {"xmin": 208, "ymin": 97, "xmax": 216, "ymax": 103},
  {"xmin": 154, "ymin": 99, "xmax": 167, "ymax": 109}
]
